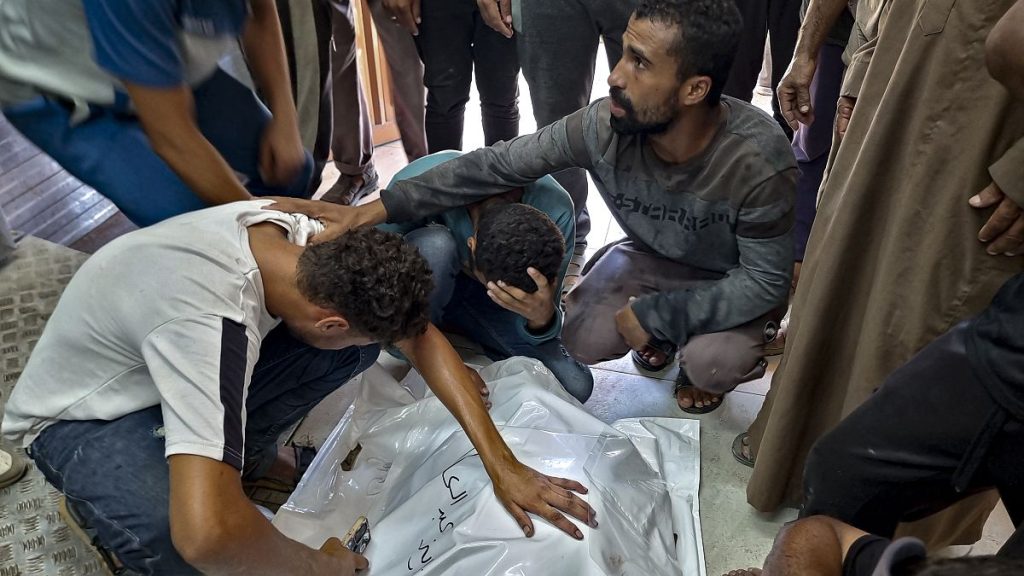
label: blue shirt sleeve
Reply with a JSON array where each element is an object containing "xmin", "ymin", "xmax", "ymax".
[{"xmin": 82, "ymin": 0, "xmax": 184, "ymax": 87}]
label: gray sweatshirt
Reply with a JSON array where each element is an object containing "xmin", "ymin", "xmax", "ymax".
[{"xmin": 383, "ymin": 97, "xmax": 797, "ymax": 346}]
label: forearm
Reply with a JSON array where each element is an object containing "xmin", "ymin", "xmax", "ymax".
[
  {"xmin": 242, "ymin": 0, "xmax": 299, "ymax": 124},
  {"xmin": 151, "ymin": 125, "xmax": 252, "ymax": 205},
  {"xmin": 188, "ymin": 505, "xmax": 340, "ymax": 575},
  {"xmin": 793, "ymin": 0, "xmax": 851, "ymax": 65},
  {"xmin": 399, "ymin": 324, "xmax": 517, "ymax": 477},
  {"xmin": 383, "ymin": 110, "xmax": 590, "ymax": 222},
  {"xmin": 168, "ymin": 457, "xmax": 351, "ymax": 576}
]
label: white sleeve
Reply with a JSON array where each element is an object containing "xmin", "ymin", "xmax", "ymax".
[{"xmin": 140, "ymin": 315, "xmax": 260, "ymax": 470}]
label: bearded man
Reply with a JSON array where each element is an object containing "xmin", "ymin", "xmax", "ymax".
[{"xmin": 271, "ymin": 0, "xmax": 797, "ymax": 414}]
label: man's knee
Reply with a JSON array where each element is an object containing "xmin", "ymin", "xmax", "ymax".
[
  {"xmin": 681, "ymin": 333, "xmax": 766, "ymax": 395},
  {"xmin": 543, "ymin": 352, "xmax": 595, "ymax": 404}
]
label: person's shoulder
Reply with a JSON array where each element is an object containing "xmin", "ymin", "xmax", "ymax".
[
  {"xmin": 720, "ymin": 96, "xmax": 797, "ymax": 175},
  {"xmin": 389, "ymin": 151, "xmax": 463, "ymax": 185}
]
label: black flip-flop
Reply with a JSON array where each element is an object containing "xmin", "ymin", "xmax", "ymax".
[
  {"xmin": 631, "ymin": 338, "xmax": 678, "ymax": 372},
  {"xmin": 731, "ymin": 433, "xmax": 755, "ymax": 468}
]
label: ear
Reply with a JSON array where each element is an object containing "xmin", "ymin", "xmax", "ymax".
[
  {"xmin": 680, "ymin": 75, "xmax": 712, "ymax": 107},
  {"xmin": 314, "ymin": 315, "xmax": 350, "ymax": 333}
]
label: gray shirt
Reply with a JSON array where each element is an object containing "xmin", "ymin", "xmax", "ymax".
[{"xmin": 383, "ymin": 97, "xmax": 797, "ymax": 345}]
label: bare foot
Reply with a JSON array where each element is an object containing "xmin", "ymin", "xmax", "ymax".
[
  {"xmin": 466, "ymin": 365, "xmax": 492, "ymax": 409},
  {"xmin": 675, "ymin": 386, "xmax": 721, "ymax": 411},
  {"xmin": 724, "ymin": 569, "xmax": 762, "ymax": 576},
  {"xmin": 637, "ymin": 345, "xmax": 669, "ymax": 368}
]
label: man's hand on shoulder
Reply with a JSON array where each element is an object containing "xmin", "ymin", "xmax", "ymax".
[{"xmin": 264, "ymin": 197, "xmax": 388, "ymax": 242}]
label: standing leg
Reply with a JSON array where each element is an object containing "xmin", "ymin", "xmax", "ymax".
[
  {"xmin": 766, "ymin": 0, "xmax": 802, "ymax": 138},
  {"xmin": 242, "ymin": 325, "xmax": 380, "ymax": 480},
  {"xmin": 416, "ymin": 0, "xmax": 476, "ymax": 151},
  {"xmin": 471, "ymin": 10, "xmax": 521, "ymax": 145},
  {"xmin": 722, "ymin": 0, "xmax": 769, "ymax": 104},
  {"xmin": 277, "ymin": 0, "xmax": 335, "ymax": 191},
  {"xmin": 367, "ymin": 0, "xmax": 428, "ymax": 161},
  {"xmin": 325, "ymin": 0, "xmax": 377, "ymax": 203},
  {"xmin": 801, "ymin": 322, "xmax": 1022, "ymax": 538},
  {"xmin": 514, "ymin": 0, "xmax": 600, "ymax": 244},
  {"xmin": 791, "ymin": 43, "xmax": 846, "ymax": 262},
  {"xmin": 28, "ymin": 407, "xmax": 202, "ymax": 574},
  {"xmin": 442, "ymin": 274, "xmax": 595, "ymax": 403}
]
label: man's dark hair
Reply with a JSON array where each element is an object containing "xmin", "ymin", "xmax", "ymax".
[
  {"xmin": 296, "ymin": 226, "xmax": 432, "ymax": 344},
  {"xmin": 898, "ymin": 555, "xmax": 1024, "ymax": 576},
  {"xmin": 634, "ymin": 0, "xmax": 743, "ymax": 106},
  {"xmin": 474, "ymin": 203, "xmax": 566, "ymax": 293}
]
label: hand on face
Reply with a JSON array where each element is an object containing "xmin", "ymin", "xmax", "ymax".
[{"xmin": 486, "ymin": 268, "xmax": 556, "ymax": 330}]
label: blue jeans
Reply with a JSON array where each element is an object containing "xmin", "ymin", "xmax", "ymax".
[
  {"xmin": 2, "ymin": 69, "xmax": 314, "ymax": 227},
  {"xmin": 405, "ymin": 226, "xmax": 594, "ymax": 402},
  {"xmin": 27, "ymin": 326, "xmax": 379, "ymax": 575}
]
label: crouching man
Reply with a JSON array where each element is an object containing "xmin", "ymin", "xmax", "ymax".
[
  {"xmin": 383, "ymin": 151, "xmax": 594, "ymax": 403},
  {"xmin": 2, "ymin": 200, "xmax": 595, "ymax": 575}
]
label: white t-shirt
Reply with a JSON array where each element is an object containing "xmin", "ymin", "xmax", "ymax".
[{"xmin": 2, "ymin": 201, "xmax": 323, "ymax": 470}]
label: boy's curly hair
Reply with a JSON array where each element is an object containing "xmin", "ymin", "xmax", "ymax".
[
  {"xmin": 474, "ymin": 203, "xmax": 566, "ymax": 293},
  {"xmin": 296, "ymin": 227, "xmax": 432, "ymax": 344}
]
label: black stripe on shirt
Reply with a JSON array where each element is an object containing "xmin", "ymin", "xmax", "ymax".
[{"xmin": 219, "ymin": 318, "xmax": 249, "ymax": 470}]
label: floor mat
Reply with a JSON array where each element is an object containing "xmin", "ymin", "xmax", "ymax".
[{"xmin": 0, "ymin": 237, "xmax": 110, "ymax": 576}]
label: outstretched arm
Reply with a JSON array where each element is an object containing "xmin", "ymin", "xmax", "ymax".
[
  {"xmin": 398, "ymin": 324, "xmax": 598, "ymax": 540},
  {"xmin": 168, "ymin": 455, "xmax": 367, "ymax": 575}
]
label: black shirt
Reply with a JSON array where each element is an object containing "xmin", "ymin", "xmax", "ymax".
[{"xmin": 967, "ymin": 273, "xmax": 1024, "ymax": 421}]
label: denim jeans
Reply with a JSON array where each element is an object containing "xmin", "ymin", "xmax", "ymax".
[
  {"xmin": 415, "ymin": 0, "xmax": 520, "ymax": 152},
  {"xmin": 27, "ymin": 325, "xmax": 379, "ymax": 574},
  {"xmin": 2, "ymin": 69, "xmax": 314, "ymax": 228},
  {"xmin": 405, "ymin": 226, "xmax": 594, "ymax": 403}
]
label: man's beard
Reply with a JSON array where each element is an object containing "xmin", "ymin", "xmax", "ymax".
[{"xmin": 608, "ymin": 87, "xmax": 676, "ymax": 135}]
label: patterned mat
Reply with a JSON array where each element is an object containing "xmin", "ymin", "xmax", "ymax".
[{"xmin": 0, "ymin": 237, "xmax": 109, "ymax": 576}]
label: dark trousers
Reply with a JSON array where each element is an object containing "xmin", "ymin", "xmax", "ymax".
[
  {"xmin": 28, "ymin": 326, "xmax": 379, "ymax": 574},
  {"xmin": 514, "ymin": 0, "xmax": 640, "ymax": 245},
  {"xmin": 792, "ymin": 43, "xmax": 846, "ymax": 261},
  {"xmin": 416, "ymin": 0, "xmax": 520, "ymax": 152},
  {"xmin": 723, "ymin": 0, "xmax": 802, "ymax": 139},
  {"xmin": 801, "ymin": 321, "xmax": 1024, "ymax": 557}
]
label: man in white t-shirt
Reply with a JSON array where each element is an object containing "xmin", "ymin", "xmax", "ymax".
[{"xmin": 3, "ymin": 201, "xmax": 596, "ymax": 575}]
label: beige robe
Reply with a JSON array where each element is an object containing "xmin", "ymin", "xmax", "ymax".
[{"xmin": 746, "ymin": 0, "xmax": 1024, "ymax": 548}]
